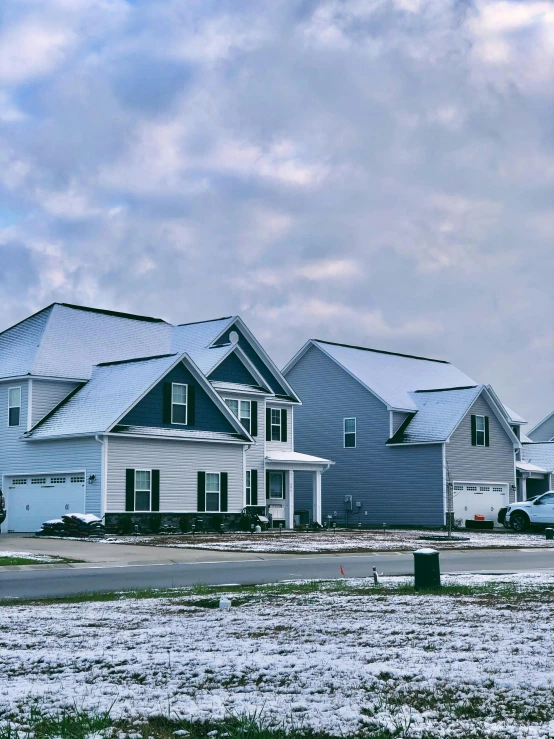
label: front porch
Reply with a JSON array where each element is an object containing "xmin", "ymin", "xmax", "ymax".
[
  {"xmin": 516, "ymin": 461, "xmax": 550, "ymax": 500},
  {"xmin": 265, "ymin": 451, "xmax": 333, "ymax": 529}
]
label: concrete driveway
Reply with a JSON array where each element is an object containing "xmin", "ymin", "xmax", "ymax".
[{"xmin": 0, "ymin": 534, "xmax": 285, "ymax": 567}]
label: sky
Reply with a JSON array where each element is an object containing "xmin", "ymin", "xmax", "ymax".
[{"xmin": 0, "ymin": 0, "xmax": 553, "ymax": 426}]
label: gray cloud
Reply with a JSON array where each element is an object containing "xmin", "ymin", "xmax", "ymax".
[{"xmin": 0, "ymin": 0, "xmax": 552, "ymax": 424}]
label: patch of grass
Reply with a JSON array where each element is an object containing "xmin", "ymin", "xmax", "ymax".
[{"xmin": 0, "ymin": 556, "xmax": 82, "ymax": 567}]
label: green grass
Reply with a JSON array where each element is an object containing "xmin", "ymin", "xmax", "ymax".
[
  {"xmin": 1, "ymin": 575, "xmax": 552, "ymax": 607},
  {"xmin": 0, "ymin": 556, "xmax": 81, "ymax": 567}
]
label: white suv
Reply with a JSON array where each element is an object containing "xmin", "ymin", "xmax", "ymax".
[{"xmin": 504, "ymin": 491, "xmax": 554, "ymax": 532}]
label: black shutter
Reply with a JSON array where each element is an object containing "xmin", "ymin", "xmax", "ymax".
[
  {"xmin": 251, "ymin": 469, "xmax": 258, "ymax": 505},
  {"xmin": 125, "ymin": 469, "xmax": 135, "ymax": 511},
  {"xmin": 484, "ymin": 416, "xmax": 490, "ymax": 447},
  {"xmin": 163, "ymin": 382, "xmax": 172, "ymax": 424},
  {"xmin": 470, "ymin": 415, "xmax": 476, "ymax": 446},
  {"xmin": 151, "ymin": 470, "xmax": 160, "ymax": 511},
  {"xmin": 266, "ymin": 408, "xmax": 271, "ymax": 441},
  {"xmin": 281, "ymin": 408, "xmax": 287, "ymax": 442},
  {"xmin": 220, "ymin": 472, "xmax": 228, "ymax": 512},
  {"xmin": 187, "ymin": 385, "xmax": 195, "ymax": 425},
  {"xmin": 197, "ymin": 471, "xmax": 206, "ymax": 512},
  {"xmin": 266, "ymin": 470, "xmax": 270, "ymax": 499},
  {"xmin": 251, "ymin": 401, "xmax": 258, "ymax": 436}
]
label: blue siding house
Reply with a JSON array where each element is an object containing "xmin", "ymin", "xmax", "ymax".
[
  {"xmin": 0, "ymin": 304, "xmax": 331, "ymax": 532},
  {"xmin": 284, "ymin": 340, "xmax": 525, "ymax": 528}
]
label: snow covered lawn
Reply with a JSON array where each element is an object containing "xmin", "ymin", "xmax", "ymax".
[
  {"xmin": 0, "ymin": 551, "xmax": 73, "ymax": 565},
  {"xmin": 103, "ymin": 528, "xmax": 554, "ymax": 553},
  {"xmin": 1, "ymin": 574, "xmax": 554, "ymax": 738}
]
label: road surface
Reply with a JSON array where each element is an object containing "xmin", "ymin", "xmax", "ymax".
[{"xmin": 1, "ymin": 548, "xmax": 553, "ymax": 599}]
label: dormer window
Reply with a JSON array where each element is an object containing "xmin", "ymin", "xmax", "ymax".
[
  {"xmin": 224, "ymin": 398, "xmax": 251, "ymax": 433},
  {"xmin": 171, "ymin": 383, "xmax": 187, "ymax": 424},
  {"xmin": 8, "ymin": 387, "xmax": 21, "ymax": 427}
]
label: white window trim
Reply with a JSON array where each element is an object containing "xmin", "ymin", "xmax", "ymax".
[
  {"xmin": 224, "ymin": 398, "xmax": 252, "ymax": 433},
  {"xmin": 205, "ymin": 471, "xmax": 221, "ymax": 512},
  {"xmin": 475, "ymin": 414, "xmax": 486, "ymax": 447},
  {"xmin": 344, "ymin": 417, "xmax": 357, "ymax": 448},
  {"xmin": 7, "ymin": 386, "xmax": 21, "ymax": 428},
  {"xmin": 245, "ymin": 469, "xmax": 251, "ymax": 506},
  {"xmin": 268, "ymin": 470, "xmax": 285, "ymax": 500},
  {"xmin": 135, "ymin": 468, "xmax": 152, "ymax": 512},
  {"xmin": 270, "ymin": 407, "xmax": 282, "ymax": 442},
  {"xmin": 171, "ymin": 383, "xmax": 188, "ymax": 426}
]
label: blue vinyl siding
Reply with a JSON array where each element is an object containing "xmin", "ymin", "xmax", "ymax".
[
  {"xmin": 0, "ymin": 380, "xmax": 102, "ymax": 523},
  {"xmin": 286, "ymin": 345, "xmax": 445, "ymax": 526},
  {"xmin": 528, "ymin": 413, "xmax": 554, "ymax": 442},
  {"xmin": 214, "ymin": 326, "xmax": 289, "ymax": 396},
  {"xmin": 209, "ymin": 352, "xmax": 259, "ymax": 385},
  {"xmin": 120, "ymin": 363, "xmax": 236, "ymax": 433}
]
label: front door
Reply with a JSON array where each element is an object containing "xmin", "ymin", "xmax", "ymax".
[{"xmin": 531, "ymin": 492, "xmax": 554, "ymax": 524}]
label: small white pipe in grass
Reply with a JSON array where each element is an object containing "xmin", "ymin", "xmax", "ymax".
[{"xmin": 219, "ymin": 597, "xmax": 231, "ymax": 610}]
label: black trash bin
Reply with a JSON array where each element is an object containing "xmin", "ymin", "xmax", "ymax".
[
  {"xmin": 413, "ymin": 548, "xmax": 441, "ymax": 590},
  {"xmin": 546, "ymin": 528, "xmax": 554, "ymax": 541}
]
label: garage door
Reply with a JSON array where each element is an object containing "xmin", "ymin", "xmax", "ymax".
[
  {"xmin": 6, "ymin": 473, "xmax": 86, "ymax": 532},
  {"xmin": 453, "ymin": 482, "xmax": 508, "ymax": 528}
]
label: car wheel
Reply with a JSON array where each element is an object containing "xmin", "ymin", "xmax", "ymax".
[{"xmin": 510, "ymin": 512, "xmax": 529, "ymax": 532}]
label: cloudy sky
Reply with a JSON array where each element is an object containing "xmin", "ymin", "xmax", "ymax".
[{"xmin": 0, "ymin": 0, "xmax": 552, "ymax": 424}]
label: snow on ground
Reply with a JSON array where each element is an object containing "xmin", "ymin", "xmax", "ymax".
[
  {"xmin": 1, "ymin": 574, "xmax": 554, "ymax": 738},
  {"xmin": 104, "ymin": 528, "xmax": 554, "ymax": 553},
  {"xmin": 0, "ymin": 551, "xmax": 62, "ymax": 562}
]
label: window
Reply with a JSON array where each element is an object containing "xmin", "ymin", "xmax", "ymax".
[
  {"xmin": 135, "ymin": 470, "xmax": 151, "ymax": 511},
  {"xmin": 71, "ymin": 476, "xmax": 85, "ymax": 483},
  {"xmin": 225, "ymin": 398, "xmax": 251, "ymax": 433},
  {"xmin": 492, "ymin": 486, "xmax": 504, "ymax": 493},
  {"xmin": 31, "ymin": 478, "xmax": 46, "ymax": 485},
  {"xmin": 475, "ymin": 415, "xmax": 486, "ymax": 446},
  {"xmin": 8, "ymin": 387, "xmax": 21, "ymax": 427},
  {"xmin": 537, "ymin": 493, "xmax": 554, "ymax": 505},
  {"xmin": 271, "ymin": 408, "xmax": 281, "ymax": 441},
  {"xmin": 344, "ymin": 418, "xmax": 356, "ymax": 448},
  {"xmin": 51, "ymin": 477, "xmax": 66, "ymax": 484},
  {"xmin": 480, "ymin": 486, "xmax": 490, "ymax": 492},
  {"xmin": 454, "ymin": 485, "xmax": 464, "ymax": 491},
  {"xmin": 171, "ymin": 383, "xmax": 187, "ymax": 424},
  {"xmin": 206, "ymin": 472, "xmax": 220, "ymax": 511},
  {"xmin": 466, "ymin": 486, "xmax": 477, "ymax": 491},
  {"xmin": 246, "ymin": 470, "xmax": 251, "ymax": 505},
  {"xmin": 268, "ymin": 471, "xmax": 284, "ymax": 499},
  {"xmin": 12, "ymin": 478, "xmax": 26, "ymax": 485}
]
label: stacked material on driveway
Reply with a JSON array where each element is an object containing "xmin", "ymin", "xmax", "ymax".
[{"xmin": 36, "ymin": 513, "xmax": 104, "ymax": 537}]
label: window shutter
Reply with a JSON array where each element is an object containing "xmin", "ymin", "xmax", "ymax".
[
  {"xmin": 266, "ymin": 470, "xmax": 270, "ymax": 499},
  {"xmin": 266, "ymin": 408, "xmax": 271, "ymax": 441},
  {"xmin": 251, "ymin": 469, "xmax": 258, "ymax": 505},
  {"xmin": 151, "ymin": 469, "xmax": 160, "ymax": 511},
  {"xmin": 125, "ymin": 469, "xmax": 135, "ymax": 511},
  {"xmin": 197, "ymin": 471, "xmax": 206, "ymax": 512},
  {"xmin": 163, "ymin": 382, "xmax": 172, "ymax": 424},
  {"xmin": 251, "ymin": 401, "xmax": 258, "ymax": 436},
  {"xmin": 470, "ymin": 415, "xmax": 476, "ymax": 446},
  {"xmin": 187, "ymin": 385, "xmax": 195, "ymax": 425},
  {"xmin": 281, "ymin": 409, "xmax": 287, "ymax": 442},
  {"xmin": 484, "ymin": 416, "xmax": 490, "ymax": 447},
  {"xmin": 220, "ymin": 472, "xmax": 228, "ymax": 512}
]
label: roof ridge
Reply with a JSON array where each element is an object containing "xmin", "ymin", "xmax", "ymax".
[
  {"xmin": 176, "ymin": 316, "xmax": 234, "ymax": 327},
  {"xmin": 59, "ymin": 303, "xmax": 167, "ymax": 324},
  {"xmin": 314, "ymin": 339, "xmax": 450, "ymax": 364},
  {"xmin": 413, "ymin": 385, "xmax": 479, "ymax": 394},
  {"xmin": 0, "ymin": 304, "xmax": 55, "ymax": 340},
  {"xmin": 96, "ymin": 353, "xmax": 178, "ymax": 367}
]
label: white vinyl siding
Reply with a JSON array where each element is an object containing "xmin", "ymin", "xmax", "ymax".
[
  {"xmin": 106, "ymin": 436, "xmax": 244, "ymax": 512},
  {"xmin": 31, "ymin": 380, "xmax": 80, "ymax": 427}
]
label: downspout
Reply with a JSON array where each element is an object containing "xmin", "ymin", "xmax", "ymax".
[{"xmin": 95, "ymin": 435, "xmax": 106, "ymax": 521}]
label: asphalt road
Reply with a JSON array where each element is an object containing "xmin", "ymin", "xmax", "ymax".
[{"xmin": 1, "ymin": 548, "xmax": 554, "ymax": 599}]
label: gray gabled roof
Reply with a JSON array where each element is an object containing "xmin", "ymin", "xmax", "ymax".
[
  {"xmin": 521, "ymin": 442, "xmax": 554, "ymax": 473},
  {"xmin": 25, "ymin": 352, "xmax": 252, "ymax": 442}
]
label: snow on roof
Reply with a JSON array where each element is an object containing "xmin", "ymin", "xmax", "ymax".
[
  {"xmin": 516, "ymin": 460, "xmax": 549, "ymax": 474},
  {"xmin": 388, "ymin": 386, "xmax": 482, "ymax": 444},
  {"xmin": 501, "ymin": 404, "xmax": 526, "ymax": 424},
  {"xmin": 26, "ymin": 353, "xmax": 181, "ymax": 439},
  {"xmin": 265, "ymin": 450, "xmax": 333, "ymax": 465},
  {"xmin": 313, "ymin": 340, "xmax": 477, "ymax": 411},
  {"xmin": 521, "ymin": 442, "xmax": 554, "ymax": 473},
  {"xmin": 111, "ymin": 425, "xmax": 246, "ymax": 443},
  {"xmin": 210, "ymin": 381, "xmax": 273, "ymax": 396}
]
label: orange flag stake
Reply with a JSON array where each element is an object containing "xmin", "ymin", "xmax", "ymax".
[{"xmin": 340, "ymin": 565, "xmax": 345, "ymax": 576}]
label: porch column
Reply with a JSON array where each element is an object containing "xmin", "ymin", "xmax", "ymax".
[
  {"xmin": 286, "ymin": 470, "xmax": 294, "ymax": 529},
  {"xmin": 312, "ymin": 470, "xmax": 322, "ymax": 525},
  {"xmin": 520, "ymin": 476, "xmax": 527, "ymax": 502}
]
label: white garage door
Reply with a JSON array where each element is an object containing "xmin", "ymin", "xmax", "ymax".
[
  {"xmin": 6, "ymin": 473, "xmax": 86, "ymax": 532},
  {"xmin": 453, "ymin": 482, "xmax": 508, "ymax": 528}
]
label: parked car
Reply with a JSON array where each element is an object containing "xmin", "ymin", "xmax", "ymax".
[{"xmin": 502, "ymin": 491, "xmax": 554, "ymax": 532}]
